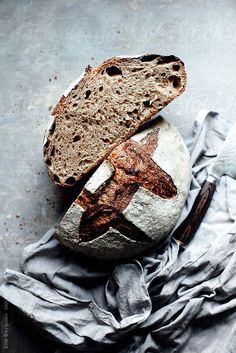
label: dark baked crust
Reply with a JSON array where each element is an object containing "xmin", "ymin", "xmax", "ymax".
[{"xmin": 76, "ymin": 128, "xmax": 177, "ymax": 242}]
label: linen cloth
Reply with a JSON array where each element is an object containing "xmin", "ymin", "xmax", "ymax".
[{"xmin": 1, "ymin": 110, "xmax": 236, "ymax": 353}]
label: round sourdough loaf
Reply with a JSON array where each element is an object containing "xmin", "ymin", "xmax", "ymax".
[{"xmin": 56, "ymin": 117, "xmax": 192, "ymax": 259}]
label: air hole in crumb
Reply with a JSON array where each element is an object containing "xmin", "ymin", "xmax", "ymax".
[
  {"xmin": 73, "ymin": 94, "xmax": 77, "ymax": 98},
  {"xmin": 125, "ymin": 120, "xmax": 132, "ymax": 127},
  {"xmin": 172, "ymin": 64, "xmax": 180, "ymax": 71},
  {"xmin": 65, "ymin": 115, "xmax": 70, "ymax": 120},
  {"xmin": 85, "ymin": 90, "xmax": 91, "ymax": 99},
  {"xmin": 65, "ymin": 176, "xmax": 76, "ymax": 185},
  {"xmin": 45, "ymin": 158, "xmax": 51, "ymax": 166},
  {"xmin": 99, "ymin": 86, "xmax": 103, "ymax": 91},
  {"xmin": 106, "ymin": 66, "xmax": 122, "ymax": 76},
  {"xmin": 73, "ymin": 103, "xmax": 78, "ymax": 107},
  {"xmin": 50, "ymin": 146, "xmax": 55, "ymax": 157},
  {"xmin": 128, "ymin": 108, "xmax": 138, "ymax": 116},
  {"xmin": 82, "ymin": 158, "xmax": 91, "ymax": 164},
  {"xmin": 143, "ymin": 100, "xmax": 152, "ymax": 108},
  {"xmin": 79, "ymin": 158, "xmax": 91, "ymax": 166},
  {"xmin": 131, "ymin": 67, "xmax": 143, "ymax": 72},
  {"xmin": 73, "ymin": 135, "xmax": 81, "ymax": 142},
  {"xmin": 159, "ymin": 55, "xmax": 177, "ymax": 64},
  {"xmin": 53, "ymin": 174, "xmax": 60, "ymax": 183},
  {"xmin": 73, "ymin": 172, "xmax": 77, "ymax": 176},
  {"xmin": 140, "ymin": 54, "xmax": 159, "ymax": 62},
  {"xmin": 102, "ymin": 137, "xmax": 110, "ymax": 143},
  {"xmin": 145, "ymin": 73, "xmax": 151, "ymax": 79},
  {"xmin": 116, "ymin": 90, "xmax": 120, "ymax": 95},
  {"xmin": 168, "ymin": 75, "xmax": 181, "ymax": 88}
]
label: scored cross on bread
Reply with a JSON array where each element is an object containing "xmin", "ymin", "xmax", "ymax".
[
  {"xmin": 56, "ymin": 118, "xmax": 192, "ymax": 259},
  {"xmin": 44, "ymin": 54, "xmax": 187, "ymax": 187},
  {"xmin": 76, "ymin": 128, "xmax": 178, "ymax": 242}
]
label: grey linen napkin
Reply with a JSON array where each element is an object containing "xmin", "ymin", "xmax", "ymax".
[{"xmin": 1, "ymin": 110, "xmax": 236, "ymax": 353}]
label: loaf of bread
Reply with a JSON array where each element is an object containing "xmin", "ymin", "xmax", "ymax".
[
  {"xmin": 43, "ymin": 54, "xmax": 186, "ymax": 187},
  {"xmin": 56, "ymin": 117, "xmax": 191, "ymax": 259}
]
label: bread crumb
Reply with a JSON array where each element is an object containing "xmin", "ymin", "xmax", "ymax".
[
  {"xmin": 16, "ymin": 213, "xmax": 20, "ymax": 218},
  {"xmin": 54, "ymin": 76, "xmax": 57, "ymax": 80},
  {"xmin": 49, "ymin": 78, "xmax": 51, "ymax": 82},
  {"xmin": 44, "ymin": 55, "xmax": 186, "ymax": 186},
  {"xmin": 48, "ymin": 106, "xmax": 52, "ymax": 111}
]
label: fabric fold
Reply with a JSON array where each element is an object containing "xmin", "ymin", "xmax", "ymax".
[{"xmin": 1, "ymin": 110, "xmax": 236, "ymax": 353}]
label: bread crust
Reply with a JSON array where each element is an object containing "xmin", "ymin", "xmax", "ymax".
[
  {"xmin": 44, "ymin": 54, "xmax": 187, "ymax": 187},
  {"xmin": 56, "ymin": 117, "xmax": 191, "ymax": 259},
  {"xmin": 75, "ymin": 126, "xmax": 178, "ymax": 242}
]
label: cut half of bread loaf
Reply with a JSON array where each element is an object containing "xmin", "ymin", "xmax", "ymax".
[{"xmin": 44, "ymin": 54, "xmax": 187, "ymax": 187}]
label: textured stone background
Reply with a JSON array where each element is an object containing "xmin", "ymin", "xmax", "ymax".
[{"xmin": 1, "ymin": 0, "xmax": 236, "ymax": 282}]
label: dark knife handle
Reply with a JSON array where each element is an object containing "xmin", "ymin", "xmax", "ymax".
[{"xmin": 173, "ymin": 180, "xmax": 216, "ymax": 249}]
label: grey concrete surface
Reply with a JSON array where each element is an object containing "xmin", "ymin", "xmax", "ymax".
[{"xmin": 1, "ymin": 0, "xmax": 236, "ymax": 281}]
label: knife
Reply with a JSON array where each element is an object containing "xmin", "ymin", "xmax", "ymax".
[{"xmin": 173, "ymin": 120, "xmax": 236, "ymax": 249}]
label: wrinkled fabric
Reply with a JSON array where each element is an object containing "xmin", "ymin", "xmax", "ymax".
[{"xmin": 1, "ymin": 110, "xmax": 236, "ymax": 353}]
